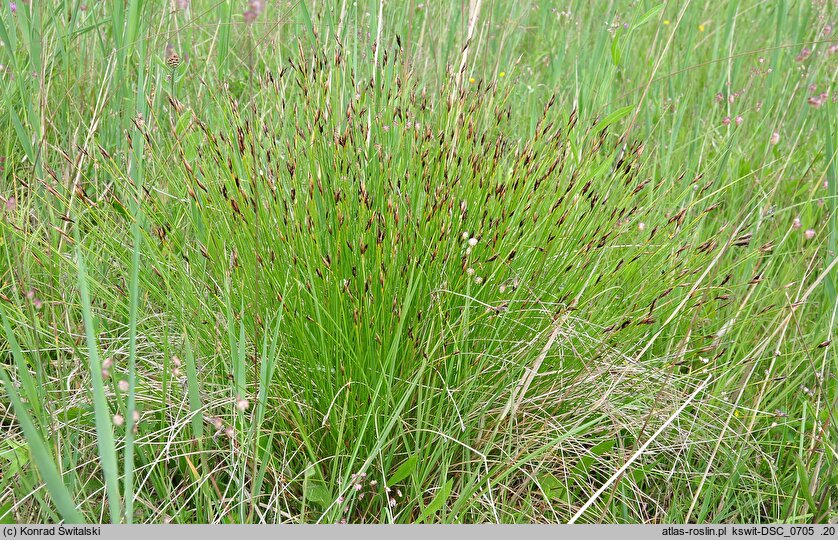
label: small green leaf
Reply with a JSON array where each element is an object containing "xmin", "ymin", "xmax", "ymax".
[
  {"xmin": 387, "ymin": 455, "xmax": 418, "ymax": 486},
  {"xmin": 611, "ymin": 30, "xmax": 621, "ymax": 67},
  {"xmin": 595, "ymin": 105, "xmax": 634, "ymax": 133},
  {"xmin": 305, "ymin": 484, "xmax": 332, "ymax": 509},
  {"xmin": 0, "ymin": 439, "xmax": 30, "ymax": 479},
  {"xmin": 175, "ymin": 111, "xmax": 191, "ymax": 136},
  {"xmin": 63, "ymin": 405, "xmax": 95, "ymax": 426},
  {"xmin": 634, "ymin": 4, "xmax": 664, "ymax": 28},
  {"xmin": 0, "ymin": 501, "xmax": 14, "ymax": 524},
  {"xmin": 537, "ymin": 473, "xmax": 567, "ymax": 503},
  {"xmin": 304, "ymin": 462, "xmax": 318, "ymax": 479},
  {"xmin": 112, "ymin": 198, "xmax": 130, "ymax": 220},
  {"xmin": 420, "ymin": 478, "xmax": 453, "ymax": 523}
]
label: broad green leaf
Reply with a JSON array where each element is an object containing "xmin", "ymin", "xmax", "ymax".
[
  {"xmin": 387, "ymin": 455, "xmax": 418, "ymax": 486},
  {"xmin": 420, "ymin": 478, "xmax": 453, "ymax": 523}
]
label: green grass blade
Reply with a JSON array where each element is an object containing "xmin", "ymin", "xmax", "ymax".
[
  {"xmin": 74, "ymin": 233, "xmax": 122, "ymax": 523},
  {"xmin": 183, "ymin": 332, "xmax": 203, "ymax": 440},
  {"xmin": 0, "ymin": 367, "xmax": 83, "ymax": 523}
]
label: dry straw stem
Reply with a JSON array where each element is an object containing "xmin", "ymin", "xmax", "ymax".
[{"xmin": 569, "ymin": 373, "xmax": 713, "ymax": 524}]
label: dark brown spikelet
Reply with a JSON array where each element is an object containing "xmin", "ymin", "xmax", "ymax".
[
  {"xmin": 732, "ymin": 233, "xmax": 752, "ymax": 247},
  {"xmin": 165, "ymin": 44, "xmax": 181, "ymax": 70}
]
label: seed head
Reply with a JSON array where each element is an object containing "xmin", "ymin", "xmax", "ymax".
[
  {"xmin": 164, "ymin": 44, "xmax": 180, "ymax": 70},
  {"xmin": 236, "ymin": 397, "xmax": 250, "ymax": 411},
  {"xmin": 808, "ymin": 94, "xmax": 827, "ymax": 108},
  {"xmin": 795, "ymin": 48, "xmax": 811, "ymax": 62},
  {"xmin": 770, "ymin": 132, "xmax": 780, "ymax": 145},
  {"xmin": 243, "ymin": 0, "xmax": 264, "ymax": 23},
  {"xmin": 803, "ymin": 229, "xmax": 815, "ymax": 240}
]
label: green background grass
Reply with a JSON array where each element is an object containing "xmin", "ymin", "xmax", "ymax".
[{"xmin": 0, "ymin": 0, "xmax": 835, "ymax": 524}]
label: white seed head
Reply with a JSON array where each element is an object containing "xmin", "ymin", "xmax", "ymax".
[{"xmin": 236, "ymin": 397, "xmax": 250, "ymax": 411}]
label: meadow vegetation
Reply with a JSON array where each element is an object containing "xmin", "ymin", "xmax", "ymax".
[{"xmin": 0, "ymin": 0, "xmax": 836, "ymax": 524}]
